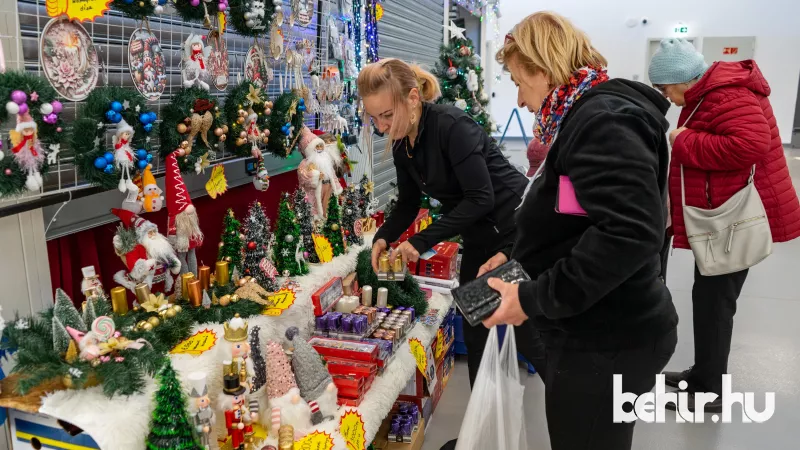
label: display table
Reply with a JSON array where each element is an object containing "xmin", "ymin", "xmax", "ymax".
[{"xmin": 23, "ymin": 241, "xmax": 453, "ymax": 450}]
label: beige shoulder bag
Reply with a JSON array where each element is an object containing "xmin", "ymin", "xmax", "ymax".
[{"xmin": 680, "ymin": 99, "xmax": 773, "ymax": 276}]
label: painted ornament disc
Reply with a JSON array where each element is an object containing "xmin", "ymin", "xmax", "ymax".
[
  {"xmin": 40, "ymin": 19, "xmax": 99, "ymax": 101},
  {"xmin": 128, "ymin": 28, "xmax": 167, "ymax": 101}
]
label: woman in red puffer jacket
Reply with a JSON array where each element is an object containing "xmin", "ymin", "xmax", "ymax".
[{"xmin": 649, "ymin": 38, "xmax": 800, "ymax": 411}]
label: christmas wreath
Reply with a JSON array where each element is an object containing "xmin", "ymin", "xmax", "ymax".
[
  {"xmin": 158, "ymin": 86, "xmax": 228, "ymax": 173},
  {"xmin": 70, "ymin": 86, "xmax": 158, "ymax": 191},
  {"xmin": 227, "ymin": 0, "xmax": 275, "ymax": 37},
  {"xmin": 222, "ymin": 81, "xmax": 273, "ymax": 158},
  {"xmin": 0, "ymin": 72, "xmax": 66, "ymax": 197},
  {"xmin": 266, "ymin": 91, "xmax": 306, "ymax": 158},
  {"xmin": 110, "ymin": 0, "xmax": 160, "ymax": 19}
]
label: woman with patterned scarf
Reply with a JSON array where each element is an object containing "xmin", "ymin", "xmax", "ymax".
[{"xmin": 474, "ymin": 12, "xmax": 679, "ymax": 450}]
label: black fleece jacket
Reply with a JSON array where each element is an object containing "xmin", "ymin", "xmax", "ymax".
[{"xmin": 506, "ymin": 79, "xmax": 679, "ymax": 350}]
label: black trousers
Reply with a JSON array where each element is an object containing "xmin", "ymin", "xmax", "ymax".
[
  {"xmin": 459, "ymin": 242, "xmax": 547, "ymax": 388},
  {"xmin": 544, "ymin": 328, "xmax": 677, "ymax": 450},
  {"xmin": 688, "ymin": 265, "xmax": 748, "ymax": 394}
]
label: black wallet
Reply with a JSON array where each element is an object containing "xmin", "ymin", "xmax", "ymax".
[{"xmin": 451, "ymin": 260, "xmax": 530, "ymax": 327}]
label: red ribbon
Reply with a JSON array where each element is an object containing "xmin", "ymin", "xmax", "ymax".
[
  {"xmin": 11, "ymin": 134, "xmax": 37, "ymax": 157},
  {"xmin": 191, "ymin": 49, "xmax": 205, "ymax": 70}
]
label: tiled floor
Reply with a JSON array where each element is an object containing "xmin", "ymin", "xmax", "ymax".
[{"xmin": 422, "ymin": 142, "xmax": 800, "ymax": 450}]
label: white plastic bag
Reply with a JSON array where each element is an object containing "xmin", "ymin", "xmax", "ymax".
[{"xmin": 455, "ymin": 326, "xmax": 528, "ymax": 450}]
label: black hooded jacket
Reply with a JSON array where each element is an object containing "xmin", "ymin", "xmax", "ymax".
[{"xmin": 505, "ymin": 79, "xmax": 679, "ymax": 350}]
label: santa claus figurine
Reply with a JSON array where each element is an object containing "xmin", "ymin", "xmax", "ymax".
[
  {"xmin": 165, "ymin": 151, "xmax": 203, "ymax": 276},
  {"xmin": 285, "ymin": 326, "xmax": 337, "ymax": 424},
  {"xmin": 297, "ymin": 126, "xmax": 344, "ymax": 222},
  {"xmin": 265, "ymin": 340, "xmax": 312, "ymax": 436},
  {"xmin": 111, "ymin": 208, "xmax": 181, "ymax": 294}
]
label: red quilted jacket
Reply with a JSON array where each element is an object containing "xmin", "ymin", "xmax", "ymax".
[{"xmin": 669, "ymin": 60, "xmax": 800, "ymax": 248}]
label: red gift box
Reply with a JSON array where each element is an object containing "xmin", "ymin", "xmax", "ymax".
[
  {"xmin": 417, "ymin": 241, "xmax": 459, "ymax": 280},
  {"xmin": 311, "ymin": 277, "xmax": 344, "ymax": 316}
]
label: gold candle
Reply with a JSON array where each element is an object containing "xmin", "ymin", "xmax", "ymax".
[
  {"xmin": 215, "ymin": 261, "xmax": 230, "ymax": 286},
  {"xmin": 181, "ymin": 273, "xmax": 195, "ymax": 300},
  {"xmin": 134, "ymin": 283, "xmax": 151, "ymax": 305},
  {"xmin": 198, "ymin": 265, "xmax": 211, "ymax": 290},
  {"xmin": 392, "ymin": 255, "xmax": 404, "ymax": 273},
  {"xmin": 187, "ymin": 280, "xmax": 202, "ymax": 307},
  {"xmin": 110, "ymin": 287, "xmax": 129, "ymax": 316},
  {"xmin": 379, "ymin": 254, "xmax": 390, "ymax": 272}
]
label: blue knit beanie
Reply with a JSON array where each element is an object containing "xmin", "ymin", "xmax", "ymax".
[{"xmin": 648, "ymin": 38, "xmax": 708, "ymax": 85}]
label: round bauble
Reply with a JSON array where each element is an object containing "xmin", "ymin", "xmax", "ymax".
[
  {"xmin": 147, "ymin": 317, "xmax": 160, "ymax": 327},
  {"xmin": 219, "ymin": 295, "xmax": 231, "ymax": 306},
  {"xmin": 177, "ymin": 123, "xmax": 188, "ymax": 134},
  {"xmin": 230, "ymin": 294, "xmax": 240, "ymax": 303},
  {"xmin": 285, "ymin": 234, "xmax": 294, "ymax": 243},
  {"xmin": 446, "ymin": 67, "xmax": 458, "ymax": 79}
]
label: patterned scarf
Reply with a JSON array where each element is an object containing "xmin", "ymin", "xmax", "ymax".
[{"xmin": 534, "ymin": 66, "xmax": 609, "ymax": 146}]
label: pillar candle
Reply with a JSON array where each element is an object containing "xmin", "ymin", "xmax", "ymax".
[
  {"xmin": 198, "ymin": 265, "xmax": 211, "ymax": 290},
  {"xmin": 110, "ymin": 286, "xmax": 129, "ymax": 316},
  {"xmin": 361, "ymin": 285, "xmax": 373, "ymax": 306},
  {"xmin": 215, "ymin": 261, "xmax": 230, "ymax": 286},
  {"xmin": 188, "ymin": 280, "xmax": 202, "ymax": 307},
  {"xmin": 377, "ymin": 287, "xmax": 388, "ymax": 308}
]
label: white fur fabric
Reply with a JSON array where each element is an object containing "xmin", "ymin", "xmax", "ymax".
[{"xmin": 36, "ymin": 236, "xmax": 453, "ymax": 450}]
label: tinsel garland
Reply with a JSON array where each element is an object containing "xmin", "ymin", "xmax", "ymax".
[
  {"xmin": 110, "ymin": 0, "xmax": 155, "ymax": 19},
  {"xmin": 222, "ymin": 81, "xmax": 272, "ymax": 157},
  {"xmin": 0, "ymin": 72, "xmax": 65, "ymax": 196},
  {"xmin": 158, "ymin": 87, "xmax": 226, "ymax": 173},
  {"xmin": 356, "ymin": 249, "xmax": 428, "ymax": 315},
  {"xmin": 266, "ymin": 91, "xmax": 305, "ymax": 158},
  {"xmin": 227, "ymin": 0, "xmax": 275, "ymax": 37},
  {"xmin": 70, "ymin": 86, "xmax": 158, "ymax": 191}
]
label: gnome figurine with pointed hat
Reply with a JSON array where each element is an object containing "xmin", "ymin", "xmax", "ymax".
[
  {"xmin": 111, "ymin": 208, "xmax": 181, "ymax": 293},
  {"xmin": 188, "ymin": 372, "xmax": 215, "ymax": 449},
  {"xmin": 265, "ymin": 340, "xmax": 312, "ymax": 436},
  {"xmin": 8, "ymin": 111, "xmax": 45, "ymax": 192},
  {"xmin": 166, "ymin": 151, "xmax": 203, "ymax": 276},
  {"xmin": 297, "ymin": 126, "xmax": 344, "ymax": 221},
  {"xmin": 285, "ymin": 326, "xmax": 337, "ymax": 424},
  {"xmin": 113, "ymin": 119, "xmax": 137, "ymax": 193}
]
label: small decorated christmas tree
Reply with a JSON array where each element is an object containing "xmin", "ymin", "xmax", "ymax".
[
  {"xmin": 323, "ymin": 194, "xmax": 345, "ymax": 257},
  {"xmin": 293, "ymin": 189, "xmax": 320, "ymax": 264},
  {"xmin": 242, "ymin": 201, "xmax": 279, "ymax": 291},
  {"xmin": 249, "ymin": 326, "xmax": 266, "ymax": 394},
  {"xmin": 145, "ymin": 359, "xmax": 202, "ymax": 450},
  {"xmin": 358, "ymin": 174, "xmax": 374, "ymax": 218},
  {"xmin": 52, "ymin": 289, "xmax": 87, "ymax": 354},
  {"xmin": 342, "ymin": 186, "xmax": 364, "ymax": 247},
  {"xmin": 218, "ymin": 209, "xmax": 243, "ymax": 273},
  {"xmin": 273, "ymin": 193, "xmax": 309, "ymax": 276}
]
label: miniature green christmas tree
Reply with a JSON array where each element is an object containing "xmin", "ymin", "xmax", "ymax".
[
  {"xmin": 342, "ymin": 186, "xmax": 364, "ymax": 247},
  {"xmin": 52, "ymin": 289, "xmax": 87, "ymax": 354},
  {"xmin": 273, "ymin": 193, "xmax": 309, "ymax": 276},
  {"xmin": 322, "ymin": 194, "xmax": 345, "ymax": 257},
  {"xmin": 218, "ymin": 209, "xmax": 243, "ymax": 273},
  {"xmin": 293, "ymin": 189, "xmax": 320, "ymax": 264},
  {"xmin": 242, "ymin": 201, "xmax": 279, "ymax": 291},
  {"xmin": 145, "ymin": 359, "xmax": 203, "ymax": 450}
]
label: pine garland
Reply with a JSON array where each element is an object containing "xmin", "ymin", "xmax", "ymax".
[
  {"xmin": 70, "ymin": 86, "xmax": 158, "ymax": 190},
  {"xmin": 146, "ymin": 359, "xmax": 203, "ymax": 450},
  {"xmin": 222, "ymin": 81, "xmax": 271, "ymax": 157},
  {"xmin": 266, "ymin": 91, "xmax": 305, "ymax": 158},
  {"xmin": 110, "ymin": 0, "xmax": 155, "ymax": 19},
  {"xmin": 293, "ymin": 188, "xmax": 320, "ymax": 264},
  {"xmin": 0, "ymin": 72, "xmax": 65, "ymax": 197},
  {"xmin": 158, "ymin": 87, "xmax": 226, "ymax": 173},
  {"xmin": 228, "ymin": 0, "xmax": 275, "ymax": 37},
  {"xmin": 273, "ymin": 192, "xmax": 309, "ymax": 276},
  {"xmin": 356, "ymin": 250, "xmax": 428, "ymax": 315}
]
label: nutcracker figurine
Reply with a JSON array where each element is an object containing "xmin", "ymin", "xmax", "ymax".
[{"xmin": 188, "ymin": 372, "xmax": 215, "ymax": 449}]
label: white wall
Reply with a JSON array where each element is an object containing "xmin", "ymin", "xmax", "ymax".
[{"xmin": 491, "ymin": 0, "xmax": 800, "ymax": 143}]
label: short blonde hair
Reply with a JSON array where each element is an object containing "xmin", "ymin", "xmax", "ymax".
[{"xmin": 496, "ymin": 12, "xmax": 607, "ymax": 85}]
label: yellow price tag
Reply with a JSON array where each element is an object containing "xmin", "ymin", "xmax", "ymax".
[
  {"xmin": 170, "ymin": 329, "xmax": 217, "ymax": 356},
  {"xmin": 294, "ymin": 431, "xmax": 334, "ymax": 450},
  {"xmin": 262, "ymin": 288, "xmax": 296, "ymax": 316},
  {"xmin": 313, "ymin": 234, "xmax": 334, "ymax": 263},
  {"xmin": 205, "ymin": 164, "xmax": 228, "ymax": 199},
  {"xmin": 47, "ymin": 0, "xmax": 111, "ymax": 22},
  {"xmin": 435, "ymin": 329, "xmax": 445, "ymax": 361},
  {"xmin": 339, "ymin": 410, "xmax": 366, "ymax": 450},
  {"xmin": 409, "ymin": 338, "xmax": 428, "ymax": 381}
]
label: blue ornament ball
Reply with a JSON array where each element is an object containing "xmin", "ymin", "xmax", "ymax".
[
  {"xmin": 111, "ymin": 101, "xmax": 123, "ymax": 113},
  {"xmin": 139, "ymin": 113, "xmax": 150, "ymax": 124},
  {"xmin": 104, "ymin": 164, "xmax": 114, "ymax": 174},
  {"xmin": 136, "ymin": 149, "xmax": 148, "ymax": 160},
  {"xmin": 137, "ymin": 160, "xmax": 148, "ymax": 170},
  {"xmin": 147, "ymin": 111, "xmax": 157, "ymax": 123},
  {"xmin": 113, "ymin": 112, "xmax": 123, "ymax": 123},
  {"xmin": 143, "ymin": 123, "xmax": 153, "ymax": 133},
  {"xmin": 146, "ymin": 154, "xmax": 153, "ymax": 162},
  {"xmin": 105, "ymin": 110, "xmax": 116, "ymax": 121},
  {"xmin": 94, "ymin": 157, "xmax": 107, "ymax": 169},
  {"xmin": 104, "ymin": 152, "xmax": 115, "ymax": 163}
]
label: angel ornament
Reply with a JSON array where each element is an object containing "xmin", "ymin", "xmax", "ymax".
[
  {"xmin": 9, "ymin": 112, "xmax": 45, "ymax": 192},
  {"xmin": 113, "ymin": 119, "xmax": 137, "ymax": 193},
  {"xmin": 183, "ymin": 34, "xmax": 211, "ymax": 90}
]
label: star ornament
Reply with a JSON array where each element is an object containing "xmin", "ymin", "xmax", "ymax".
[
  {"xmin": 445, "ymin": 20, "xmax": 466, "ymax": 40},
  {"xmin": 246, "ymin": 84, "xmax": 264, "ymax": 105}
]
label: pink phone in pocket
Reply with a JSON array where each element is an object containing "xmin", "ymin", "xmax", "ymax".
[{"xmin": 556, "ymin": 175, "xmax": 587, "ymax": 216}]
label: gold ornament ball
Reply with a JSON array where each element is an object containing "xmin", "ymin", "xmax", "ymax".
[
  {"xmin": 165, "ymin": 308, "xmax": 177, "ymax": 318},
  {"xmin": 142, "ymin": 322, "xmax": 154, "ymax": 331},
  {"xmin": 62, "ymin": 374, "xmax": 73, "ymax": 388},
  {"xmin": 230, "ymin": 294, "xmax": 240, "ymax": 303},
  {"xmin": 237, "ymin": 117, "xmax": 245, "ymax": 125},
  {"xmin": 147, "ymin": 316, "xmax": 161, "ymax": 327},
  {"xmin": 240, "ymin": 131, "xmax": 247, "ymax": 139},
  {"xmin": 219, "ymin": 295, "xmax": 231, "ymax": 306},
  {"xmin": 222, "ymin": 125, "xmax": 229, "ymax": 133},
  {"xmin": 177, "ymin": 123, "xmax": 188, "ymax": 134},
  {"xmin": 173, "ymin": 305, "xmax": 182, "ymax": 313},
  {"xmin": 332, "ymin": 224, "xmax": 340, "ymax": 231},
  {"xmin": 214, "ymin": 127, "xmax": 224, "ymax": 137}
]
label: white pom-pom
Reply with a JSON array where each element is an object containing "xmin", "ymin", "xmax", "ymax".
[
  {"xmin": 5, "ymin": 101, "xmax": 19, "ymax": 115},
  {"xmin": 40, "ymin": 103, "xmax": 53, "ymax": 115}
]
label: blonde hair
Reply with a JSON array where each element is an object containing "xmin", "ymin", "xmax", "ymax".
[
  {"xmin": 496, "ymin": 12, "xmax": 607, "ymax": 86},
  {"xmin": 357, "ymin": 58, "xmax": 441, "ymax": 141}
]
